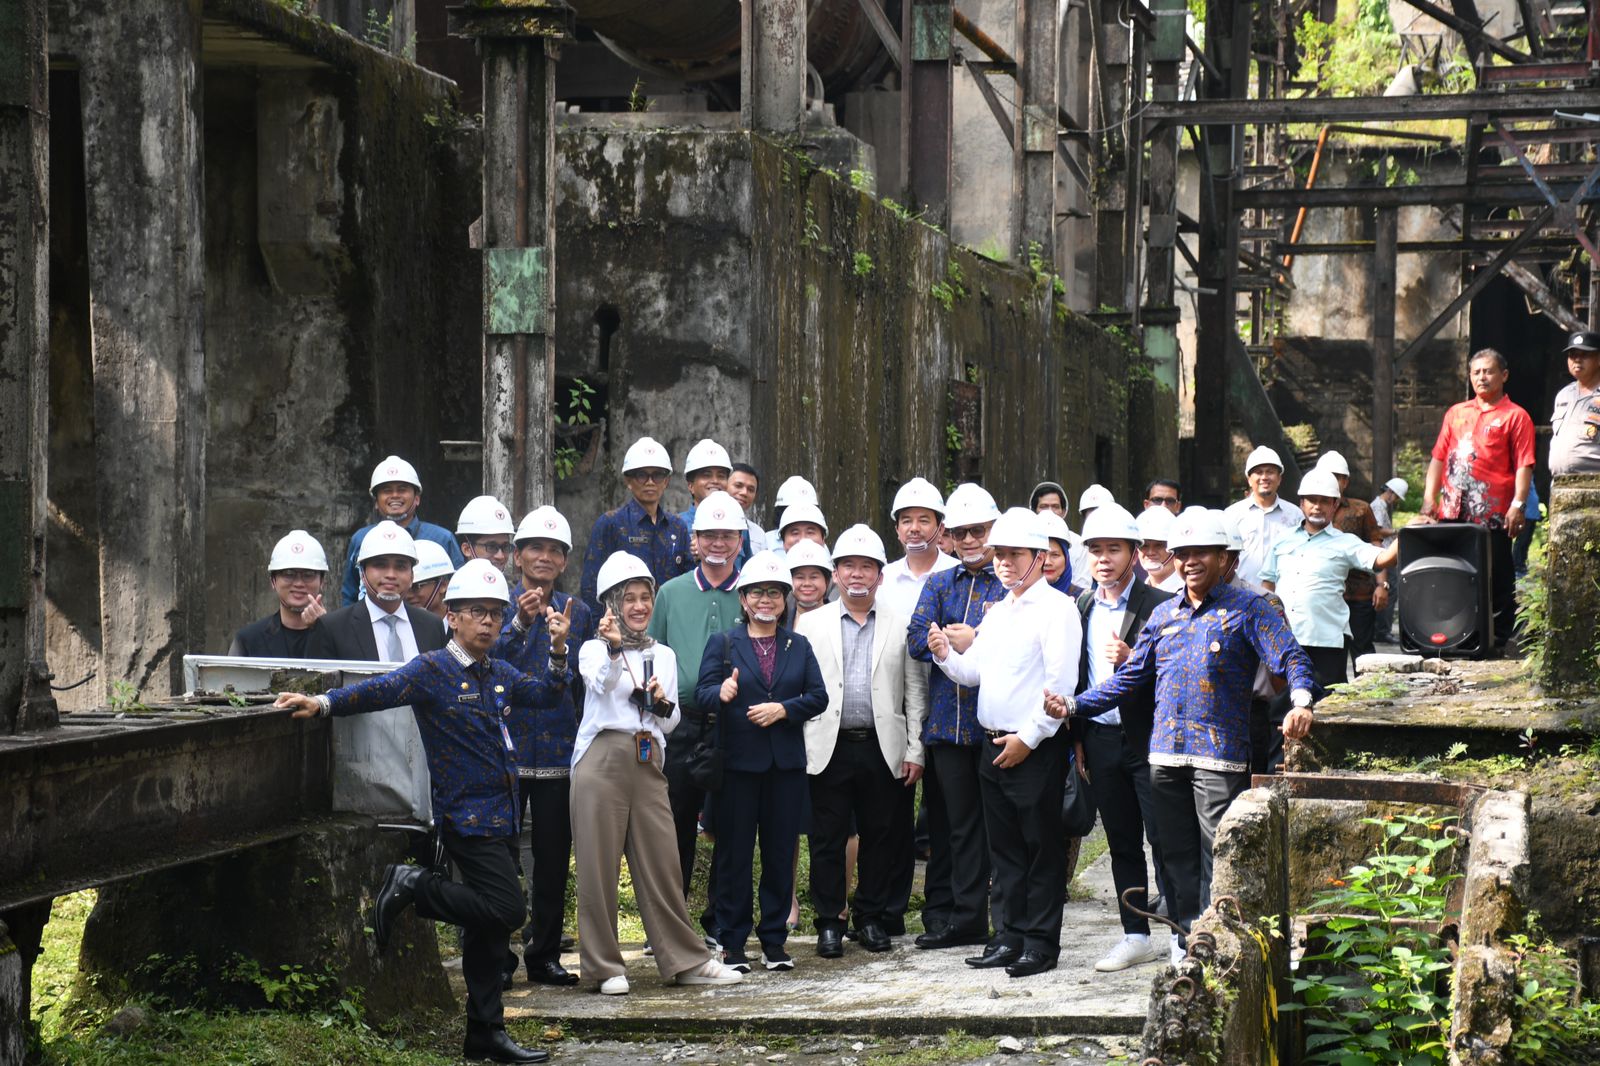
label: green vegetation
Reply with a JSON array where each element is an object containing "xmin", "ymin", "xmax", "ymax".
[
  {"xmin": 1293, "ymin": 0, "xmax": 1400, "ymax": 99},
  {"xmin": 852, "ymin": 252, "xmax": 875, "ymax": 278},
  {"xmin": 1506, "ymin": 927, "xmax": 1600, "ymax": 1061},
  {"xmin": 108, "ymin": 681, "xmax": 149, "ymax": 715},
  {"xmin": 554, "ymin": 378, "xmax": 596, "ymax": 480}
]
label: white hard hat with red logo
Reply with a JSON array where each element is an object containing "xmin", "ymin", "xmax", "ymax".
[
  {"xmin": 684, "ymin": 438, "xmax": 733, "ymax": 476},
  {"xmin": 456, "ymin": 495, "xmax": 515, "ymax": 537},
  {"xmin": 890, "ymin": 477, "xmax": 946, "ymax": 520},
  {"xmin": 831, "ymin": 523, "xmax": 889, "ymax": 566},
  {"xmin": 785, "ymin": 539, "xmax": 834, "ymax": 574},
  {"xmin": 596, "ymin": 551, "xmax": 655, "ymax": 599},
  {"xmin": 357, "ymin": 520, "xmax": 419, "ymax": 564},
  {"xmin": 268, "ymin": 530, "xmax": 329, "ymax": 573},
  {"xmin": 445, "ymin": 559, "xmax": 511, "ymax": 605},
  {"xmin": 514, "ymin": 505, "xmax": 572, "ymax": 550},
  {"xmin": 692, "ymin": 491, "xmax": 746, "ymax": 533},
  {"xmin": 369, "ymin": 455, "xmax": 422, "ymax": 493},
  {"xmin": 622, "ymin": 436, "xmax": 673, "ymax": 475}
]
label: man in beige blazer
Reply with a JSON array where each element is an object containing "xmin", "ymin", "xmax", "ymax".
[{"xmin": 795, "ymin": 525, "xmax": 929, "ymax": 958}]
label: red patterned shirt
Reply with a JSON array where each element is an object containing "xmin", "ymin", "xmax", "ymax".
[{"xmin": 1430, "ymin": 394, "xmax": 1535, "ymax": 528}]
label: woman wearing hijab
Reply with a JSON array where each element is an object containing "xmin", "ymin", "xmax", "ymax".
[
  {"xmin": 1036, "ymin": 510, "xmax": 1082, "ymax": 597},
  {"xmin": 572, "ymin": 551, "xmax": 745, "ymax": 995},
  {"xmin": 695, "ymin": 551, "xmax": 828, "ymax": 973}
]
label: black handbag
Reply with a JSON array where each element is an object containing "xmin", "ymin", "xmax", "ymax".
[
  {"xmin": 686, "ymin": 637, "xmax": 728, "ymax": 792},
  {"xmin": 1061, "ymin": 751, "xmax": 1098, "ymax": 838}
]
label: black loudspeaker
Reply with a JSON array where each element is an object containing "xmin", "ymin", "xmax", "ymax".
[{"xmin": 1397, "ymin": 522, "xmax": 1493, "ymax": 659}]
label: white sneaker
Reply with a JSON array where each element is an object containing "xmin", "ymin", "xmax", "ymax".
[
  {"xmin": 1169, "ymin": 937, "xmax": 1185, "ymax": 967},
  {"xmin": 675, "ymin": 958, "xmax": 745, "ymax": 986},
  {"xmin": 1095, "ymin": 935, "xmax": 1162, "ymax": 972},
  {"xmin": 600, "ymin": 975, "xmax": 630, "ymax": 995}
]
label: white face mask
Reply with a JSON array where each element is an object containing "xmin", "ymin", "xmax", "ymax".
[
  {"xmin": 703, "ymin": 551, "xmax": 730, "ymax": 566},
  {"xmin": 1000, "ymin": 553, "xmax": 1042, "ymax": 592},
  {"xmin": 1303, "ymin": 514, "xmax": 1330, "ymax": 530},
  {"xmin": 904, "ymin": 536, "xmax": 932, "ymax": 553},
  {"xmin": 961, "ymin": 549, "xmax": 987, "ymax": 567},
  {"xmin": 844, "ymin": 584, "xmax": 871, "ymax": 599},
  {"xmin": 751, "ymin": 610, "xmax": 779, "ymax": 624}
]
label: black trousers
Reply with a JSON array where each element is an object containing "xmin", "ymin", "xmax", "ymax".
[
  {"xmin": 923, "ymin": 742, "xmax": 994, "ymax": 936},
  {"xmin": 1081, "ymin": 721, "xmax": 1165, "ymax": 936},
  {"xmin": 1147, "ymin": 764, "xmax": 1248, "ymax": 934},
  {"xmin": 503, "ymin": 776, "xmax": 571, "ymax": 973},
  {"xmin": 1490, "ymin": 527, "xmax": 1516, "ymax": 645},
  {"xmin": 664, "ymin": 710, "xmax": 708, "ymax": 897},
  {"xmin": 1249, "ymin": 694, "xmax": 1287, "ymax": 775},
  {"xmin": 978, "ymin": 732, "xmax": 1067, "ymax": 956},
  {"xmin": 1346, "ymin": 599, "xmax": 1378, "ymax": 661},
  {"xmin": 711, "ymin": 767, "xmax": 807, "ymax": 954},
  {"xmin": 808, "ymin": 732, "xmax": 912, "ymax": 932},
  {"xmin": 1305, "ymin": 644, "xmax": 1348, "ymax": 688},
  {"xmin": 414, "ymin": 829, "xmax": 525, "ymax": 1027}
]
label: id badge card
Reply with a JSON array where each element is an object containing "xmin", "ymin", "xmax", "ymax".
[
  {"xmin": 499, "ymin": 720, "xmax": 515, "ymax": 753},
  {"xmin": 635, "ymin": 731, "xmax": 653, "ymax": 764}
]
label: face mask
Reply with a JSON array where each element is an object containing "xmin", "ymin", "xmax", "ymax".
[
  {"xmin": 1001, "ymin": 553, "xmax": 1042, "ymax": 592},
  {"xmin": 961, "ymin": 549, "xmax": 987, "ymax": 567},
  {"xmin": 752, "ymin": 610, "xmax": 779, "ymax": 624},
  {"xmin": 703, "ymin": 551, "xmax": 730, "ymax": 566},
  {"xmin": 1304, "ymin": 514, "xmax": 1330, "ymax": 530},
  {"xmin": 904, "ymin": 536, "xmax": 932, "ymax": 553}
]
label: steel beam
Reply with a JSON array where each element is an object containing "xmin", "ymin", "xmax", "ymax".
[
  {"xmin": 1143, "ymin": 88, "xmax": 1600, "ymax": 126},
  {"xmin": 1238, "ymin": 180, "xmax": 1600, "ymax": 209},
  {"xmin": 1013, "ymin": 0, "xmax": 1059, "ymax": 264},
  {"xmin": 902, "ymin": 0, "xmax": 953, "ymax": 224},
  {"xmin": 1372, "ymin": 208, "xmax": 1397, "ymax": 488},
  {"xmin": 1398, "ymin": 0, "xmax": 1529, "ymax": 63}
]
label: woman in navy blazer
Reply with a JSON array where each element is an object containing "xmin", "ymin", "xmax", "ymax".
[{"xmin": 695, "ymin": 552, "xmax": 827, "ymax": 972}]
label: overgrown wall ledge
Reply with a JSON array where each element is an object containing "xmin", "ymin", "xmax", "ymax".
[{"xmin": 1542, "ymin": 475, "xmax": 1600, "ymax": 694}]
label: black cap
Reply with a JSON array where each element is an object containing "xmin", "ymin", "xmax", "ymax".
[{"xmin": 1564, "ymin": 331, "xmax": 1600, "ymax": 353}]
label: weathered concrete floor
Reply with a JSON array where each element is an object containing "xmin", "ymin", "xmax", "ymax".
[
  {"xmin": 455, "ymin": 845, "xmax": 1164, "ymax": 1038},
  {"xmin": 524, "ymin": 1033, "xmax": 1136, "ymax": 1064}
]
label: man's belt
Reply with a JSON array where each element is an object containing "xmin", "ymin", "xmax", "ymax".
[{"xmin": 838, "ymin": 727, "xmax": 876, "ymax": 742}]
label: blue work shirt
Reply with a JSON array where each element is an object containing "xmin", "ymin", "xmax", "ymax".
[
  {"xmin": 492, "ymin": 585, "xmax": 593, "ymax": 778},
  {"xmin": 342, "ymin": 515, "xmax": 464, "ymax": 603},
  {"xmin": 1259, "ymin": 525, "xmax": 1382, "ymax": 649},
  {"xmin": 580, "ymin": 498, "xmax": 692, "ymax": 612},
  {"xmin": 1074, "ymin": 582, "xmax": 1315, "ymax": 773},
  {"xmin": 322, "ymin": 640, "xmax": 569, "ymax": 836},
  {"xmin": 906, "ymin": 563, "xmax": 1007, "ymax": 746}
]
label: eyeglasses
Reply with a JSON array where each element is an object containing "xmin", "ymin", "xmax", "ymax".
[
  {"xmin": 471, "ymin": 540, "xmax": 514, "ymax": 557},
  {"xmin": 1147, "ymin": 496, "xmax": 1180, "ymax": 508},
  {"xmin": 452, "ymin": 605, "xmax": 507, "ymax": 623},
  {"xmin": 629, "ymin": 470, "xmax": 670, "ymax": 484},
  {"xmin": 743, "ymin": 586, "xmax": 787, "ymax": 601},
  {"xmin": 949, "ymin": 525, "xmax": 990, "ymax": 542},
  {"xmin": 697, "ymin": 530, "xmax": 740, "ymax": 544}
]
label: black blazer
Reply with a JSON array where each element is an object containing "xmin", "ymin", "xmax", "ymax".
[
  {"xmin": 694, "ymin": 625, "xmax": 828, "ymax": 774},
  {"xmin": 305, "ymin": 602, "xmax": 447, "ymax": 661},
  {"xmin": 1074, "ymin": 580, "xmax": 1175, "ymax": 749}
]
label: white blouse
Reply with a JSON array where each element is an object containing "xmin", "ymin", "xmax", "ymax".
[{"xmin": 573, "ymin": 639, "xmax": 682, "ymax": 768}]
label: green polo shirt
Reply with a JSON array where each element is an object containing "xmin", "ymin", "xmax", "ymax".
[{"xmin": 647, "ymin": 567, "xmax": 743, "ymax": 711}]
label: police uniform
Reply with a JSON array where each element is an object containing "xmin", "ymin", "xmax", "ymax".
[{"xmin": 1551, "ymin": 381, "xmax": 1600, "ymax": 476}]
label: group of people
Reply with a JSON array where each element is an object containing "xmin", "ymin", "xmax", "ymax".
[{"xmin": 250, "ymin": 332, "xmax": 1600, "ymax": 1064}]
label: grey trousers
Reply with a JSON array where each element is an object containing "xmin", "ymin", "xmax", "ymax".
[{"xmin": 571, "ymin": 730, "xmax": 715, "ymax": 983}]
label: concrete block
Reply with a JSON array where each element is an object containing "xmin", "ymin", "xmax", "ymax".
[
  {"xmin": 1458, "ymin": 789, "xmax": 1531, "ymax": 950},
  {"xmin": 1450, "ymin": 944, "xmax": 1518, "ymax": 1066},
  {"xmin": 1543, "ymin": 475, "xmax": 1600, "ymax": 694},
  {"xmin": 1355, "ymin": 652, "xmax": 1425, "ymax": 674}
]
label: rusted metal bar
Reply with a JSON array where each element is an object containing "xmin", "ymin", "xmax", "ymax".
[
  {"xmin": 1281, "ymin": 125, "xmax": 1329, "ymax": 269},
  {"xmin": 1478, "ymin": 59, "xmax": 1598, "ymax": 83},
  {"xmin": 952, "ymin": 8, "xmax": 1011, "ymax": 68},
  {"xmin": 1395, "ymin": 0, "xmax": 1529, "ymax": 63},
  {"xmin": 1239, "ymin": 181, "xmax": 1600, "ymax": 209},
  {"xmin": 1144, "ymin": 87, "xmax": 1600, "ymax": 126}
]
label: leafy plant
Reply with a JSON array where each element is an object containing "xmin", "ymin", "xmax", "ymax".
[
  {"xmin": 1283, "ymin": 814, "xmax": 1460, "ymax": 1064},
  {"xmin": 627, "ymin": 77, "xmax": 650, "ymax": 113},
  {"xmin": 929, "ymin": 281, "xmax": 956, "ymax": 312},
  {"xmin": 1506, "ymin": 930, "xmax": 1600, "ymax": 1061},
  {"xmin": 853, "ymin": 252, "xmax": 875, "ymax": 278},
  {"xmin": 848, "ymin": 168, "xmax": 872, "ymax": 192},
  {"xmin": 109, "ymin": 680, "xmax": 149, "ymax": 715},
  {"xmin": 1294, "ymin": 0, "xmax": 1402, "ymax": 99},
  {"xmin": 554, "ymin": 379, "xmax": 596, "ymax": 481},
  {"xmin": 224, "ymin": 686, "xmax": 249, "ymax": 709}
]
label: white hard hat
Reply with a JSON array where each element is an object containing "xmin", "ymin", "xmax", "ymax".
[
  {"xmin": 413, "ymin": 540, "xmax": 457, "ymax": 584},
  {"xmin": 369, "ymin": 455, "xmax": 421, "ymax": 493},
  {"xmin": 778, "ymin": 502, "xmax": 829, "ymax": 536},
  {"xmin": 785, "ymin": 539, "xmax": 834, "ymax": 574},
  {"xmin": 987, "ymin": 507, "xmax": 1049, "ymax": 551},
  {"xmin": 596, "ymin": 551, "xmax": 655, "ymax": 599},
  {"xmin": 1036, "ymin": 509, "xmax": 1073, "ymax": 546},
  {"xmin": 1385, "ymin": 477, "xmax": 1409, "ymax": 498},
  {"xmin": 1298, "ymin": 468, "xmax": 1342, "ymax": 499},
  {"xmin": 1315, "ymin": 450, "xmax": 1350, "ymax": 478},
  {"xmin": 1244, "ymin": 445, "xmax": 1283, "ymax": 474},
  {"xmin": 456, "ymin": 495, "xmax": 515, "ymax": 537},
  {"xmin": 831, "ymin": 523, "xmax": 889, "ymax": 566},
  {"xmin": 1167, "ymin": 510, "xmax": 1230, "ymax": 552},
  {"xmin": 1081, "ymin": 503, "xmax": 1144, "ymax": 545},
  {"xmin": 683, "ymin": 438, "xmax": 733, "ymax": 476},
  {"xmin": 943, "ymin": 483, "xmax": 1001, "ymax": 528},
  {"xmin": 268, "ymin": 530, "xmax": 329, "ymax": 573},
  {"xmin": 735, "ymin": 550, "xmax": 793, "ymax": 590},
  {"xmin": 774, "ymin": 475, "xmax": 818, "ymax": 508},
  {"xmin": 621, "ymin": 436, "xmax": 673, "ymax": 475},
  {"xmin": 1136, "ymin": 505, "xmax": 1176, "ymax": 543},
  {"xmin": 1220, "ymin": 515, "xmax": 1245, "ymax": 553},
  {"xmin": 890, "ymin": 477, "xmax": 946, "ymax": 519},
  {"xmin": 444, "ymin": 558, "xmax": 511, "ymax": 605},
  {"xmin": 357, "ymin": 520, "xmax": 419, "ymax": 564},
  {"xmin": 692, "ymin": 491, "xmax": 746, "ymax": 533},
  {"xmin": 1078, "ymin": 484, "xmax": 1115, "ymax": 512},
  {"xmin": 514, "ymin": 505, "xmax": 572, "ymax": 549}
]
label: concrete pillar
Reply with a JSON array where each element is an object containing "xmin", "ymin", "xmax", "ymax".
[
  {"xmin": 1543, "ymin": 475, "xmax": 1600, "ymax": 693},
  {"xmin": 901, "ymin": 0, "xmax": 953, "ymax": 225},
  {"xmin": 1372, "ymin": 208, "xmax": 1398, "ymax": 485},
  {"xmin": 742, "ymin": 0, "xmax": 807, "ymax": 133},
  {"xmin": 0, "ymin": 0, "xmax": 57, "ymax": 733},
  {"xmin": 74, "ymin": 0, "xmax": 207, "ymax": 702},
  {"xmin": 1089, "ymin": 1, "xmax": 1130, "ymax": 308},
  {"xmin": 1012, "ymin": 0, "xmax": 1058, "ymax": 264}
]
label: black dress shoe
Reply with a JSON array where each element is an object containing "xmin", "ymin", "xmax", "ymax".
[
  {"xmin": 857, "ymin": 922, "xmax": 892, "ymax": 953},
  {"xmin": 526, "ymin": 959, "xmax": 579, "ymax": 986},
  {"xmin": 817, "ymin": 927, "xmax": 844, "ymax": 958},
  {"xmin": 464, "ymin": 1026, "xmax": 549, "ymax": 1064},
  {"xmin": 560, "ymin": 934, "xmax": 577, "ymax": 951},
  {"xmin": 965, "ymin": 944, "xmax": 1020, "ymax": 969},
  {"xmin": 1005, "ymin": 950, "xmax": 1057, "ymax": 978},
  {"xmin": 915, "ymin": 926, "xmax": 991, "ymax": 950},
  {"xmin": 372, "ymin": 864, "xmax": 423, "ymax": 954}
]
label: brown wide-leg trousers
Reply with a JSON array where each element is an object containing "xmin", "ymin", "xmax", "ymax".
[{"xmin": 571, "ymin": 730, "xmax": 714, "ymax": 984}]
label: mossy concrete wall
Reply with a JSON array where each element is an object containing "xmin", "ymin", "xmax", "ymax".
[
  {"xmin": 1543, "ymin": 474, "xmax": 1600, "ymax": 695},
  {"xmin": 553, "ymin": 129, "xmax": 1176, "ymax": 551}
]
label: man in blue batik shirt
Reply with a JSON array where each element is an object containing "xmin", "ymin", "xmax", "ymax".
[
  {"xmin": 494, "ymin": 505, "xmax": 593, "ymax": 990},
  {"xmin": 1049, "ymin": 510, "xmax": 1316, "ymax": 965},
  {"xmin": 278, "ymin": 560, "xmax": 567, "ymax": 1065},
  {"xmin": 579, "ymin": 436, "xmax": 692, "ymax": 614}
]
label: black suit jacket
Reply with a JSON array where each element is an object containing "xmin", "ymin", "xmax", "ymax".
[
  {"xmin": 305, "ymin": 602, "xmax": 447, "ymax": 661},
  {"xmin": 694, "ymin": 625, "xmax": 828, "ymax": 774},
  {"xmin": 1074, "ymin": 579, "xmax": 1175, "ymax": 749}
]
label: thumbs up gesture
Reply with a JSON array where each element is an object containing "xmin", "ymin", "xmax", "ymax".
[
  {"xmin": 927, "ymin": 622, "xmax": 951, "ymax": 661},
  {"xmin": 720, "ymin": 666, "xmax": 741, "ymax": 704}
]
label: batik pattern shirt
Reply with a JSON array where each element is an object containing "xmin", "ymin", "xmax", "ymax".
[
  {"xmin": 1074, "ymin": 582, "xmax": 1315, "ymax": 772},
  {"xmin": 906, "ymin": 564, "xmax": 1006, "ymax": 746},
  {"xmin": 492, "ymin": 585, "xmax": 593, "ymax": 778},
  {"xmin": 1431, "ymin": 395, "xmax": 1535, "ymax": 528},
  {"xmin": 580, "ymin": 498, "xmax": 692, "ymax": 611},
  {"xmin": 320, "ymin": 641, "xmax": 568, "ymax": 836}
]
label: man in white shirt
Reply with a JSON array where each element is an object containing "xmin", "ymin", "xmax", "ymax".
[
  {"xmin": 927, "ymin": 508, "xmax": 1081, "ymax": 978},
  {"xmin": 879, "ymin": 478, "xmax": 959, "ymax": 620},
  {"xmin": 1222, "ymin": 445, "xmax": 1302, "ymax": 588},
  {"xmin": 307, "ymin": 521, "xmax": 447, "ymax": 661}
]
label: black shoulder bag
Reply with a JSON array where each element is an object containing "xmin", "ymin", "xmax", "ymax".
[{"xmin": 686, "ymin": 637, "xmax": 728, "ymax": 792}]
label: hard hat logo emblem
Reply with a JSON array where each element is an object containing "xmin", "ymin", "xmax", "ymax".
[
  {"xmin": 291, "ymin": 543, "xmax": 304, "ymax": 554},
  {"xmin": 544, "ymin": 519, "xmax": 556, "ymax": 530},
  {"xmin": 484, "ymin": 571, "xmax": 498, "ymax": 584},
  {"xmin": 495, "ymin": 509, "xmax": 506, "ymax": 520},
  {"xmin": 712, "ymin": 509, "xmax": 725, "ymax": 520}
]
